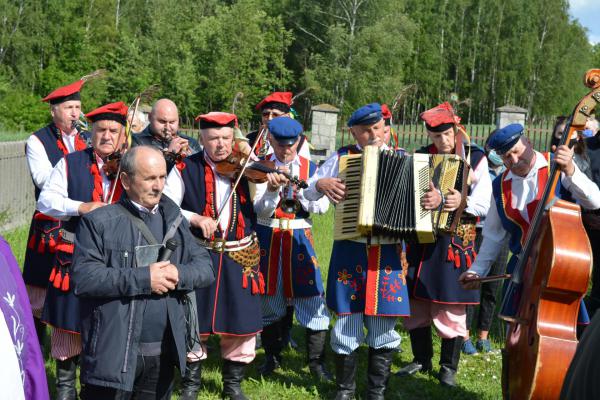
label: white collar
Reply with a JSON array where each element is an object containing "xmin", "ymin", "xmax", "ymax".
[{"xmin": 129, "ymin": 200, "xmax": 159, "ymax": 215}]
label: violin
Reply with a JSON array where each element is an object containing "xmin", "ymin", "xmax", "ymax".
[{"xmin": 215, "ymin": 149, "xmax": 308, "ymax": 189}]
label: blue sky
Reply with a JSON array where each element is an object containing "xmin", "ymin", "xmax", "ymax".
[{"xmin": 569, "ymin": 0, "xmax": 600, "ymax": 45}]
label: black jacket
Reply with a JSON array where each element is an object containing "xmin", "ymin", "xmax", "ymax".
[
  {"xmin": 131, "ymin": 127, "xmax": 202, "ymax": 173},
  {"xmin": 72, "ymin": 195, "xmax": 214, "ymax": 391}
]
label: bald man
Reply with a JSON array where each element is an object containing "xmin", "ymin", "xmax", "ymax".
[{"xmin": 132, "ymin": 98, "xmax": 202, "ymax": 172}]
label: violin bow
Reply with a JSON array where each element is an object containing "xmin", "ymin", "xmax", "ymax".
[
  {"xmin": 214, "ymin": 127, "xmax": 267, "ymax": 226},
  {"xmin": 107, "ymin": 85, "xmax": 159, "ymax": 204}
]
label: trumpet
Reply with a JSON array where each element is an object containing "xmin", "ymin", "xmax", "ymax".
[
  {"xmin": 280, "ymin": 180, "xmax": 302, "ymax": 214},
  {"xmin": 162, "ymin": 127, "xmax": 191, "ymax": 164},
  {"xmin": 71, "ymin": 116, "xmax": 88, "ymax": 134}
]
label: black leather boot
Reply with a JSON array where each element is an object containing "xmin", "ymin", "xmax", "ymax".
[
  {"xmin": 396, "ymin": 326, "xmax": 433, "ymax": 376},
  {"xmin": 55, "ymin": 356, "xmax": 78, "ymax": 400},
  {"xmin": 221, "ymin": 360, "xmax": 248, "ymax": 400},
  {"xmin": 335, "ymin": 351, "xmax": 358, "ymax": 400},
  {"xmin": 34, "ymin": 317, "xmax": 46, "ymax": 351},
  {"xmin": 259, "ymin": 321, "xmax": 282, "ymax": 376},
  {"xmin": 179, "ymin": 360, "xmax": 202, "ymax": 400},
  {"xmin": 305, "ymin": 329, "xmax": 333, "ymax": 381},
  {"xmin": 439, "ymin": 337, "xmax": 463, "ymax": 387},
  {"xmin": 366, "ymin": 347, "xmax": 395, "ymax": 400},
  {"xmin": 281, "ymin": 305, "xmax": 298, "ymax": 349}
]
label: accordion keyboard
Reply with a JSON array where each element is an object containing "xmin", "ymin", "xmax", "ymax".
[{"xmin": 334, "ymin": 154, "xmax": 363, "ymax": 240}]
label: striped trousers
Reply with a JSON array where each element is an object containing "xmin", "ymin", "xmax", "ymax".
[
  {"xmin": 51, "ymin": 328, "xmax": 81, "ymax": 360},
  {"xmin": 261, "ymin": 258, "xmax": 330, "ymax": 331},
  {"xmin": 330, "ymin": 313, "xmax": 401, "ymax": 355}
]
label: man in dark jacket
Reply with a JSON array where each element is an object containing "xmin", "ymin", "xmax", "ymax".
[
  {"xmin": 131, "ymin": 99, "xmax": 202, "ymax": 173},
  {"xmin": 72, "ymin": 145, "xmax": 215, "ymax": 399}
]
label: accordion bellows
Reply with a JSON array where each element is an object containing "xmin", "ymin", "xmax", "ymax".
[{"xmin": 334, "ymin": 146, "xmax": 467, "ymax": 243}]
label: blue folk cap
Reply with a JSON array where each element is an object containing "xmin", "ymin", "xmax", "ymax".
[
  {"xmin": 487, "ymin": 123, "xmax": 524, "ymax": 154},
  {"xmin": 347, "ymin": 103, "xmax": 382, "ymax": 127},
  {"xmin": 268, "ymin": 116, "xmax": 303, "ymax": 145}
]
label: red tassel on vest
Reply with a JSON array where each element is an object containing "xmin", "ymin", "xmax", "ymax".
[
  {"xmin": 258, "ymin": 272, "xmax": 266, "ymax": 294},
  {"xmin": 447, "ymin": 245, "xmax": 455, "ymax": 262},
  {"xmin": 251, "ymin": 276, "xmax": 259, "ymax": 295},
  {"xmin": 61, "ymin": 272, "xmax": 70, "ymax": 291},
  {"xmin": 465, "ymin": 252, "xmax": 472, "ymax": 268},
  {"xmin": 48, "ymin": 235, "xmax": 57, "ymax": 253},
  {"xmin": 37, "ymin": 236, "xmax": 45, "ymax": 253},
  {"xmin": 28, "ymin": 234, "xmax": 36, "ymax": 250},
  {"xmin": 53, "ymin": 270, "xmax": 62, "ymax": 289}
]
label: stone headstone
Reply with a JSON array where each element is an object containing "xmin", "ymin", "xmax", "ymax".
[
  {"xmin": 496, "ymin": 105, "xmax": 528, "ymax": 129},
  {"xmin": 310, "ymin": 104, "xmax": 340, "ymax": 164}
]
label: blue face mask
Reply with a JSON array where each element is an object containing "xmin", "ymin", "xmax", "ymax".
[
  {"xmin": 487, "ymin": 149, "xmax": 504, "ymax": 167},
  {"xmin": 582, "ymin": 129, "xmax": 594, "ymax": 138}
]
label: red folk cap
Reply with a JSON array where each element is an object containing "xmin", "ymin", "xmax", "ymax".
[
  {"xmin": 85, "ymin": 101, "xmax": 128, "ymax": 125},
  {"xmin": 195, "ymin": 112, "xmax": 238, "ymax": 129},
  {"xmin": 381, "ymin": 104, "xmax": 392, "ymax": 120},
  {"xmin": 255, "ymin": 92, "xmax": 293, "ymax": 111},
  {"xmin": 420, "ymin": 102, "xmax": 461, "ymax": 130},
  {"xmin": 42, "ymin": 79, "xmax": 85, "ymax": 105}
]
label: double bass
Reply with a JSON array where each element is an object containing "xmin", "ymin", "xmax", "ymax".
[{"xmin": 501, "ymin": 69, "xmax": 600, "ymax": 399}]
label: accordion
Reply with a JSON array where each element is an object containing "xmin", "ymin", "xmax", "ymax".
[{"xmin": 334, "ymin": 146, "xmax": 468, "ymax": 243}]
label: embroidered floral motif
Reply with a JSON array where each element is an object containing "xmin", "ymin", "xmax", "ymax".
[
  {"xmin": 3, "ymin": 291, "xmax": 24, "ymax": 384},
  {"xmin": 348, "ymin": 274, "xmax": 366, "ymax": 301},
  {"xmin": 379, "ymin": 276, "xmax": 405, "ymax": 303},
  {"xmin": 356, "ymin": 265, "xmax": 363, "ymax": 273},
  {"xmin": 338, "ymin": 269, "xmax": 352, "ymax": 285},
  {"xmin": 294, "ymin": 262, "xmax": 315, "ymax": 287}
]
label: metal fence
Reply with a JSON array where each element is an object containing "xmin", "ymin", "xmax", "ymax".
[
  {"xmin": 0, "ymin": 141, "xmax": 35, "ymax": 232},
  {"xmin": 339, "ymin": 120, "xmax": 555, "ymax": 152},
  {"xmin": 0, "ymin": 120, "xmax": 556, "ymax": 232}
]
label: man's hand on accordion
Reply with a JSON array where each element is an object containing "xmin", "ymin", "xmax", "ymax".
[
  {"xmin": 443, "ymin": 188, "xmax": 462, "ymax": 212},
  {"xmin": 316, "ymin": 177, "xmax": 346, "ymax": 204},
  {"xmin": 421, "ymin": 182, "xmax": 442, "ymax": 210}
]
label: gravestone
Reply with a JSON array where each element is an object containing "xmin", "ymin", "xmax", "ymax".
[
  {"xmin": 496, "ymin": 105, "xmax": 528, "ymax": 129},
  {"xmin": 310, "ymin": 104, "xmax": 340, "ymax": 164}
]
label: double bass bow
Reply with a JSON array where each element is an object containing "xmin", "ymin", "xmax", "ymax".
[{"xmin": 501, "ymin": 69, "xmax": 600, "ymax": 399}]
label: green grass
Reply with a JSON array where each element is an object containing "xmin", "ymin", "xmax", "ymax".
[
  {"xmin": 4, "ymin": 213, "xmax": 503, "ymax": 399},
  {"xmin": 3, "ymin": 224, "xmax": 29, "ymax": 266}
]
